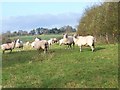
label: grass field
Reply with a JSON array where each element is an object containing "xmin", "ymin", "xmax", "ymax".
[
  {"xmin": 9, "ymin": 34, "xmax": 63, "ymax": 42},
  {"xmin": 1, "ymin": 35, "xmax": 118, "ymax": 88}
]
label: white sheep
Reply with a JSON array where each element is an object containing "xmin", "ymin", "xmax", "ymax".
[
  {"xmin": 31, "ymin": 38, "xmax": 41, "ymax": 48},
  {"xmin": 33, "ymin": 40, "xmax": 49, "ymax": 53},
  {"xmin": 25, "ymin": 41, "xmax": 30, "ymax": 46},
  {"xmin": 31, "ymin": 41, "xmax": 35, "ymax": 48},
  {"xmin": 59, "ymin": 39, "xmax": 64, "ymax": 46},
  {"xmin": 62, "ymin": 34, "xmax": 74, "ymax": 48},
  {"xmin": 32, "ymin": 37, "xmax": 49, "ymax": 53},
  {"xmin": 73, "ymin": 34, "xmax": 95, "ymax": 52},
  {"xmin": 48, "ymin": 38, "xmax": 53, "ymax": 46},
  {"xmin": 35, "ymin": 37, "xmax": 41, "ymax": 42},
  {"xmin": 15, "ymin": 39, "xmax": 23, "ymax": 48},
  {"xmin": 1, "ymin": 41, "xmax": 16, "ymax": 53},
  {"xmin": 53, "ymin": 38, "xmax": 58, "ymax": 43}
]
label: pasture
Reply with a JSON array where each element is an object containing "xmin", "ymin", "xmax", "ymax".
[{"xmin": 1, "ymin": 35, "xmax": 118, "ymax": 88}]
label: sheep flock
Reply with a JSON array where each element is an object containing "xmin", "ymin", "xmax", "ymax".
[{"xmin": 1, "ymin": 34, "xmax": 96, "ymax": 54}]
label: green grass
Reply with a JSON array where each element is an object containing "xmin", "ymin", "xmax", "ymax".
[
  {"xmin": 10, "ymin": 34, "xmax": 63, "ymax": 42},
  {"xmin": 1, "ymin": 35, "xmax": 118, "ymax": 88}
]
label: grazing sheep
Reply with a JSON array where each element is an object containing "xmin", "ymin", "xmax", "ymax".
[
  {"xmin": 35, "ymin": 37, "xmax": 41, "ymax": 42},
  {"xmin": 15, "ymin": 39, "xmax": 23, "ymax": 48},
  {"xmin": 73, "ymin": 34, "xmax": 95, "ymax": 52},
  {"xmin": 31, "ymin": 41, "xmax": 35, "ymax": 48},
  {"xmin": 48, "ymin": 38, "xmax": 58, "ymax": 46},
  {"xmin": 1, "ymin": 41, "xmax": 16, "ymax": 54},
  {"xmin": 32, "ymin": 37, "xmax": 49, "ymax": 53},
  {"xmin": 59, "ymin": 39, "xmax": 64, "ymax": 46},
  {"xmin": 34, "ymin": 40, "xmax": 49, "ymax": 53},
  {"xmin": 62, "ymin": 34, "xmax": 74, "ymax": 48},
  {"xmin": 53, "ymin": 38, "xmax": 58, "ymax": 43},
  {"xmin": 25, "ymin": 41, "xmax": 30, "ymax": 46},
  {"xmin": 48, "ymin": 38, "xmax": 53, "ymax": 46}
]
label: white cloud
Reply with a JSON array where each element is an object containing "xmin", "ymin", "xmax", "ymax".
[{"xmin": 2, "ymin": 12, "xmax": 81, "ymax": 33}]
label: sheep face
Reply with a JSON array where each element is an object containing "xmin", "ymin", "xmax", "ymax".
[
  {"xmin": 73, "ymin": 34, "xmax": 78, "ymax": 38},
  {"xmin": 63, "ymin": 34, "xmax": 68, "ymax": 38}
]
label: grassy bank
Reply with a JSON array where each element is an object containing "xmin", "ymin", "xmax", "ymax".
[{"xmin": 2, "ymin": 42, "xmax": 118, "ymax": 88}]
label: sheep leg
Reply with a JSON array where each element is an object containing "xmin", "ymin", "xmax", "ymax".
[
  {"xmin": 10, "ymin": 49, "xmax": 12, "ymax": 53},
  {"xmin": 69, "ymin": 44, "xmax": 72, "ymax": 49},
  {"xmin": 44, "ymin": 47, "xmax": 47, "ymax": 54},
  {"xmin": 44, "ymin": 50, "xmax": 46, "ymax": 54},
  {"xmin": 3, "ymin": 50, "xmax": 5, "ymax": 54},
  {"xmin": 90, "ymin": 45, "xmax": 94, "ymax": 52},
  {"xmin": 67, "ymin": 45, "xmax": 70, "ymax": 49},
  {"xmin": 80, "ymin": 46, "xmax": 82, "ymax": 52},
  {"xmin": 44, "ymin": 49, "xmax": 47, "ymax": 54},
  {"xmin": 73, "ymin": 42, "xmax": 75, "ymax": 48}
]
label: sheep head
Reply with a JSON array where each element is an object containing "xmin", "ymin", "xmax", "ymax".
[
  {"xmin": 63, "ymin": 33, "xmax": 68, "ymax": 38},
  {"xmin": 73, "ymin": 34, "xmax": 78, "ymax": 38}
]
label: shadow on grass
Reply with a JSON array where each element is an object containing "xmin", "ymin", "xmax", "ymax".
[
  {"xmin": 95, "ymin": 46, "xmax": 105, "ymax": 51},
  {"xmin": 75, "ymin": 46, "xmax": 106, "ymax": 52}
]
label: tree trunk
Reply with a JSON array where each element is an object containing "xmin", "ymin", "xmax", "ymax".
[
  {"xmin": 112, "ymin": 33, "xmax": 115, "ymax": 44},
  {"xmin": 105, "ymin": 33, "xmax": 109, "ymax": 44}
]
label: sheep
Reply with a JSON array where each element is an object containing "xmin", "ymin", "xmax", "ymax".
[
  {"xmin": 25, "ymin": 41, "xmax": 30, "ymax": 46},
  {"xmin": 31, "ymin": 38, "xmax": 41, "ymax": 48},
  {"xmin": 59, "ymin": 39, "xmax": 64, "ymax": 46},
  {"xmin": 62, "ymin": 34, "xmax": 74, "ymax": 48},
  {"xmin": 48, "ymin": 38, "xmax": 53, "ymax": 46},
  {"xmin": 32, "ymin": 37, "xmax": 49, "ymax": 53},
  {"xmin": 31, "ymin": 41, "xmax": 35, "ymax": 48},
  {"xmin": 33, "ymin": 40, "xmax": 49, "ymax": 53},
  {"xmin": 31, "ymin": 37, "xmax": 47, "ymax": 47},
  {"xmin": 1, "ymin": 41, "xmax": 16, "ymax": 54},
  {"xmin": 15, "ymin": 39, "xmax": 23, "ymax": 49},
  {"xmin": 53, "ymin": 38, "xmax": 58, "ymax": 43},
  {"xmin": 35, "ymin": 37, "xmax": 41, "ymax": 42},
  {"xmin": 48, "ymin": 38, "xmax": 58, "ymax": 46},
  {"xmin": 73, "ymin": 34, "xmax": 95, "ymax": 52},
  {"xmin": 59, "ymin": 38, "xmax": 69, "ymax": 46}
]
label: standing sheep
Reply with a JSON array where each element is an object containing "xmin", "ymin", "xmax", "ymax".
[
  {"xmin": 48, "ymin": 38, "xmax": 53, "ymax": 46},
  {"xmin": 73, "ymin": 34, "xmax": 95, "ymax": 52},
  {"xmin": 59, "ymin": 39, "xmax": 64, "ymax": 46},
  {"xmin": 31, "ymin": 37, "xmax": 41, "ymax": 48},
  {"xmin": 32, "ymin": 37, "xmax": 49, "ymax": 53},
  {"xmin": 15, "ymin": 39, "xmax": 23, "ymax": 49},
  {"xmin": 62, "ymin": 34, "xmax": 74, "ymax": 48},
  {"xmin": 35, "ymin": 37, "xmax": 41, "ymax": 42},
  {"xmin": 25, "ymin": 41, "xmax": 30, "ymax": 46},
  {"xmin": 1, "ymin": 41, "xmax": 16, "ymax": 54},
  {"xmin": 31, "ymin": 41, "xmax": 35, "ymax": 48},
  {"xmin": 34, "ymin": 40, "xmax": 49, "ymax": 53},
  {"xmin": 53, "ymin": 38, "xmax": 58, "ymax": 43}
]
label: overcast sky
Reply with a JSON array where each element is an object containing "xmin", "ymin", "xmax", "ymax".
[{"xmin": 1, "ymin": 1, "xmax": 101, "ymax": 33}]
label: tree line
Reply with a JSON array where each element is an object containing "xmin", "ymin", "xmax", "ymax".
[
  {"xmin": 77, "ymin": 2, "xmax": 119, "ymax": 44},
  {"xmin": 2, "ymin": 25, "xmax": 76, "ymax": 37}
]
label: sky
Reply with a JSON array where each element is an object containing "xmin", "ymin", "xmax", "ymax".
[{"xmin": 1, "ymin": 1, "xmax": 101, "ymax": 33}]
